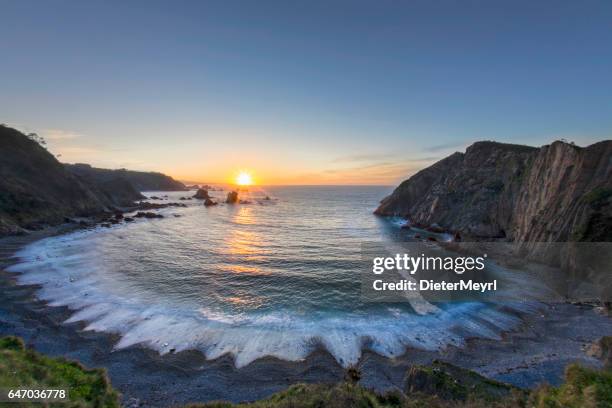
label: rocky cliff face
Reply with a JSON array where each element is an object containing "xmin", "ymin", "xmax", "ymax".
[
  {"xmin": 375, "ymin": 140, "xmax": 612, "ymax": 243},
  {"xmin": 0, "ymin": 126, "xmax": 143, "ymax": 235},
  {"xmin": 65, "ymin": 164, "xmax": 187, "ymax": 191}
]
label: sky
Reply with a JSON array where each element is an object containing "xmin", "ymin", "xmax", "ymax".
[{"xmin": 1, "ymin": 0, "xmax": 611, "ymax": 185}]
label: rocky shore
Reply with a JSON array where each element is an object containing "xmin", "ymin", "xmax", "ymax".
[
  {"xmin": 0, "ymin": 125, "xmax": 187, "ymax": 237},
  {"xmin": 1, "ymin": 126, "xmax": 610, "ymax": 406},
  {"xmin": 0, "ymin": 225, "xmax": 610, "ymax": 406},
  {"xmin": 375, "ymin": 140, "xmax": 612, "ymax": 303},
  {"xmin": 375, "ymin": 140, "xmax": 612, "ymax": 243}
]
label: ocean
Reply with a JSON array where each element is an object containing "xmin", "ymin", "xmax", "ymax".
[{"xmin": 7, "ymin": 186, "xmax": 532, "ymax": 368}]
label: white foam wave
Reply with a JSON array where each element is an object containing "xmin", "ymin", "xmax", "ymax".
[{"xmin": 8, "ymin": 228, "xmax": 533, "ymax": 368}]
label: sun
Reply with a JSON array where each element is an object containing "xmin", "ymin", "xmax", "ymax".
[{"xmin": 236, "ymin": 171, "xmax": 253, "ymax": 186}]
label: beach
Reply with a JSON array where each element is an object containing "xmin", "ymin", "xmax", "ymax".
[{"xmin": 1, "ymin": 227, "xmax": 609, "ymax": 407}]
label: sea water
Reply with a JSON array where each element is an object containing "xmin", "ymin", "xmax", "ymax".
[{"xmin": 7, "ymin": 186, "xmax": 533, "ymax": 367}]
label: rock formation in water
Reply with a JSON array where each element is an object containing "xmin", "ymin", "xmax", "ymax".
[
  {"xmin": 376, "ymin": 140, "xmax": 612, "ymax": 243},
  {"xmin": 226, "ymin": 191, "xmax": 239, "ymax": 204},
  {"xmin": 193, "ymin": 188, "xmax": 210, "ymax": 199},
  {"xmin": 66, "ymin": 163, "xmax": 187, "ymax": 191}
]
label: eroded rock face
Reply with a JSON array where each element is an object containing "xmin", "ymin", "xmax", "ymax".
[{"xmin": 375, "ymin": 140, "xmax": 612, "ymax": 243}]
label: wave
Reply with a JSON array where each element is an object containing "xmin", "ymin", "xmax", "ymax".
[{"xmin": 7, "ymin": 227, "xmax": 538, "ymax": 368}]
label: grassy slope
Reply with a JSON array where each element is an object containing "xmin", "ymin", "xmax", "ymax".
[
  {"xmin": 0, "ymin": 336, "xmax": 610, "ymax": 408},
  {"xmin": 189, "ymin": 365, "xmax": 612, "ymax": 408},
  {"xmin": 0, "ymin": 337, "xmax": 119, "ymax": 407}
]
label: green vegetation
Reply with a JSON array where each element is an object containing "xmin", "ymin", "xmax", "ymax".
[
  {"xmin": 529, "ymin": 364, "xmax": 612, "ymax": 408},
  {"xmin": 1, "ymin": 336, "xmax": 611, "ymax": 408},
  {"xmin": 0, "ymin": 336, "xmax": 120, "ymax": 407},
  {"xmin": 403, "ymin": 360, "xmax": 515, "ymax": 402},
  {"xmin": 185, "ymin": 382, "xmax": 523, "ymax": 408},
  {"xmin": 192, "ymin": 364, "xmax": 612, "ymax": 408},
  {"xmin": 186, "ymin": 383, "xmax": 405, "ymax": 408}
]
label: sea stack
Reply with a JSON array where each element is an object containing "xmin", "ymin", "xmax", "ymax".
[
  {"xmin": 225, "ymin": 191, "xmax": 238, "ymax": 204},
  {"xmin": 193, "ymin": 188, "xmax": 210, "ymax": 199}
]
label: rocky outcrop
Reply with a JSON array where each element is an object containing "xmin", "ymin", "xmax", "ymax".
[
  {"xmin": 226, "ymin": 191, "xmax": 238, "ymax": 204},
  {"xmin": 587, "ymin": 336, "xmax": 612, "ymax": 369},
  {"xmin": 193, "ymin": 188, "xmax": 210, "ymax": 199},
  {"xmin": 375, "ymin": 140, "xmax": 612, "ymax": 243},
  {"xmin": 66, "ymin": 163, "xmax": 187, "ymax": 191},
  {"xmin": 376, "ymin": 140, "xmax": 612, "ymax": 299}
]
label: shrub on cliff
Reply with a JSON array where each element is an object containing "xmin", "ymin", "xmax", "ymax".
[
  {"xmin": 529, "ymin": 364, "xmax": 612, "ymax": 408},
  {"xmin": 188, "ymin": 364, "xmax": 611, "ymax": 408}
]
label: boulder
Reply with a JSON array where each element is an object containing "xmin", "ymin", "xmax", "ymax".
[
  {"xmin": 204, "ymin": 198, "xmax": 217, "ymax": 207},
  {"xmin": 136, "ymin": 201, "xmax": 186, "ymax": 210},
  {"xmin": 193, "ymin": 189, "xmax": 210, "ymax": 199},
  {"xmin": 134, "ymin": 211, "xmax": 163, "ymax": 219},
  {"xmin": 226, "ymin": 191, "xmax": 239, "ymax": 204},
  {"xmin": 587, "ymin": 336, "xmax": 612, "ymax": 369}
]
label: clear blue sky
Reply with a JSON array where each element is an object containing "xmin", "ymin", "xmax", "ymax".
[{"xmin": 1, "ymin": 0, "xmax": 611, "ymax": 184}]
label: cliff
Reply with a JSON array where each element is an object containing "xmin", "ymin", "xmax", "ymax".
[
  {"xmin": 65, "ymin": 163, "xmax": 187, "ymax": 191},
  {"xmin": 375, "ymin": 140, "xmax": 612, "ymax": 243},
  {"xmin": 0, "ymin": 125, "xmax": 143, "ymax": 235}
]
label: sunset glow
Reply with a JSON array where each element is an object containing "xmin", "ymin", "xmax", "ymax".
[{"xmin": 236, "ymin": 172, "xmax": 253, "ymax": 186}]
